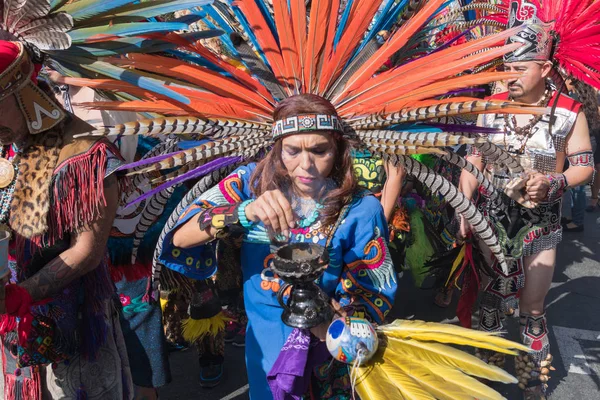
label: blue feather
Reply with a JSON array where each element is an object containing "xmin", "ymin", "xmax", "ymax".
[
  {"xmin": 165, "ymin": 50, "xmax": 233, "ymax": 76},
  {"xmin": 333, "ymin": 0, "xmax": 354, "ymax": 51},
  {"xmin": 229, "ymin": 4, "xmax": 271, "ymax": 68},
  {"xmin": 198, "ymin": 7, "xmax": 237, "ymax": 55},
  {"xmin": 105, "ymin": 0, "xmax": 213, "ymax": 20},
  {"xmin": 381, "ymin": 0, "xmax": 409, "ymax": 31},
  {"xmin": 52, "ymin": 56, "xmax": 191, "ymax": 105},
  {"xmin": 255, "ymin": 0, "xmax": 278, "ymax": 42},
  {"xmin": 69, "ymin": 22, "xmax": 189, "ymax": 44},
  {"xmin": 353, "ymin": 0, "xmax": 397, "ymax": 56},
  {"xmin": 59, "ymin": 0, "xmax": 134, "ymax": 22},
  {"xmin": 387, "ymin": 124, "xmax": 443, "ymax": 132},
  {"xmin": 68, "ymin": 31, "xmax": 223, "ymax": 57}
]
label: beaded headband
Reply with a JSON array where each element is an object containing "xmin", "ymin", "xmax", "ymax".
[{"xmin": 272, "ymin": 114, "xmax": 344, "ymax": 140}]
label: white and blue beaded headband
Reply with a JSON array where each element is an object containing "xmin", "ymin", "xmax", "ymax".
[{"xmin": 272, "ymin": 114, "xmax": 344, "ymax": 140}]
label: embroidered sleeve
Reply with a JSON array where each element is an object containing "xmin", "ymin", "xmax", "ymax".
[
  {"xmin": 158, "ymin": 164, "xmax": 254, "ymax": 280},
  {"xmin": 334, "ymin": 205, "xmax": 397, "ymax": 324}
]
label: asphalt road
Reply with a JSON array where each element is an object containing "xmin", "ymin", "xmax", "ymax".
[{"xmin": 160, "ymin": 213, "xmax": 600, "ymax": 400}]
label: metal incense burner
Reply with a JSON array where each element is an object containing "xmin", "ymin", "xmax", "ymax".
[{"xmin": 272, "ymin": 243, "xmax": 333, "ymax": 329}]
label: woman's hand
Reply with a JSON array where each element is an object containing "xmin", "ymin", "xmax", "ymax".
[
  {"xmin": 526, "ymin": 173, "xmax": 550, "ymax": 202},
  {"xmin": 310, "ymin": 299, "xmax": 348, "ymax": 342},
  {"xmin": 245, "ymin": 190, "xmax": 296, "ymax": 236}
]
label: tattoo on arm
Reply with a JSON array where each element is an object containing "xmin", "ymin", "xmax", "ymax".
[{"xmin": 19, "ymin": 255, "xmax": 82, "ymax": 301}]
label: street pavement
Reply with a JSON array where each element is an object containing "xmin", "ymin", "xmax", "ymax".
[{"xmin": 160, "ymin": 213, "xmax": 600, "ymax": 400}]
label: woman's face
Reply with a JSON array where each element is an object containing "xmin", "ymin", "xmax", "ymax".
[{"xmin": 281, "ymin": 132, "xmax": 336, "ymax": 198}]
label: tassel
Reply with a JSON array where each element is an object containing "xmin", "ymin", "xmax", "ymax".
[{"xmin": 76, "ymin": 384, "xmax": 88, "ymax": 400}]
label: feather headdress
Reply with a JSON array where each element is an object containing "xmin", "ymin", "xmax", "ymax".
[
  {"xmin": 502, "ymin": 0, "xmax": 600, "ymax": 89},
  {"xmin": 34, "ymin": 2, "xmax": 557, "ymax": 398},
  {"xmin": 63, "ymin": 0, "xmax": 555, "ymax": 275}
]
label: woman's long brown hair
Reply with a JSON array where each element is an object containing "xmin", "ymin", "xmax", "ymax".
[{"xmin": 250, "ymin": 94, "xmax": 358, "ymax": 227}]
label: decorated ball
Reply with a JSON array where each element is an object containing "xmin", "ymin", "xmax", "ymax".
[{"xmin": 326, "ymin": 317, "xmax": 378, "ymax": 365}]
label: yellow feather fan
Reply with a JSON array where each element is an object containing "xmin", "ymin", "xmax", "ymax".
[{"xmin": 351, "ymin": 319, "xmax": 529, "ymax": 400}]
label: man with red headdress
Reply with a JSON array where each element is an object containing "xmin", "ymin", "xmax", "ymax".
[
  {"xmin": 459, "ymin": 1, "xmax": 595, "ymax": 399},
  {"xmin": 0, "ymin": 40, "xmax": 132, "ymax": 399}
]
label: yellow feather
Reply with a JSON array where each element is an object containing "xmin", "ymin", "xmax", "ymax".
[
  {"xmin": 445, "ymin": 245, "xmax": 466, "ymax": 286},
  {"xmin": 379, "ymin": 320, "xmax": 530, "ymax": 354},
  {"xmin": 425, "ymin": 364, "xmax": 509, "ymax": 400},
  {"xmin": 355, "ymin": 352, "xmax": 437, "ymax": 400},
  {"xmin": 386, "ymin": 337, "xmax": 517, "ymax": 383},
  {"xmin": 384, "ymin": 354, "xmax": 478, "ymax": 400},
  {"xmin": 355, "ymin": 361, "xmax": 405, "ymax": 400}
]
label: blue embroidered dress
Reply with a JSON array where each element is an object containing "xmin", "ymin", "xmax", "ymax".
[{"xmin": 159, "ymin": 163, "xmax": 397, "ymax": 399}]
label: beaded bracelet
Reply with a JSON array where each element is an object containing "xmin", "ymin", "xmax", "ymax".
[
  {"xmin": 546, "ymin": 173, "xmax": 568, "ymax": 202},
  {"xmin": 238, "ymin": 199, "xmax": 256, "ymax": 229}
]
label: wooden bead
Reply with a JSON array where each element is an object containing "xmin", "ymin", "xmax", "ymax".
[{"xmin": 518, "ymin": 383, "xmax": 526, "ymax": 390}]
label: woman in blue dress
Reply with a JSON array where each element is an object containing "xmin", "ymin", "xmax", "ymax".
[{"xmin": 159, "ymin": 94, "xmax": 397, "ymax": 399}]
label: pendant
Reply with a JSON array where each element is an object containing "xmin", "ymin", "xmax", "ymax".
[{"xmin": 0, "ymin": 159, "xmax": 14, "ymax": 189}]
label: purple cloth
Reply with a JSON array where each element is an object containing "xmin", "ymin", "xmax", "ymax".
[{"xmin": 267, "ymin": 328, "xmax": 331, "ymax": 400}]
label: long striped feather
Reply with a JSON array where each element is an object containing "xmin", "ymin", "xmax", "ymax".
[
  {"xmin": 126, "ymin": 134, "xmax": 271, "ymax": 175},
  {"xmin": 356, "ymin": 130, "xmax": 482, "ymax": 147},
  {"xmin": 78, "ymin": 117, "xmax": 270, "ymax": 139},
  {"xmin": 401, "ymin": 156, "xmax": 508, "ymax": 274},
  {"xmin": 351, "ymin": 100, "xmax": 549, "ymax": 128}
]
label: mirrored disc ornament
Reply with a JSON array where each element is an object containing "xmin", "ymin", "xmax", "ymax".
[
  {"xmin": 326, "ymin": 317, "xmax": 378, "ymax": 365},
  {"xmin": 0, "ymin": 159, "xmax": 14, "ymax": 188}
]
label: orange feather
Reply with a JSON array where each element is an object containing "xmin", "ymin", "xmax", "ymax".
[
  {"xmin": 142, "ymin": 32, "xmax": 275, "ymax": 103},
  {"xmin": 338, "ymin": 43, "xmax": 522, "ymax": 112},
  {"xmin": 273, "ymin": 0, "xmax": 301, "ymax": 91},
  {"xmin": 111, "ymin": 54, "xmax": 273, "ymax": 112},
  {"xmin": 304, "ymin": 0, "xmax": 335, "ymax": 93},
  {"xmin": 317, "ymin": 0, "xmax": 381, "ymax": 94},
  {"xmin": 233, "ymin": 0, "xmax": 288, "ymax": 93},
  {"xmin": 342, "ymin": 72, "xmax": 524, "ymax": 115},
  {"xmin": 291, "ymin": 0, "xmax": 307, "ymax": 91},
  {"xmin": 336, "ymin": 24, "xmax": 520, "ymax": 102},
  {"xmin": 52, "ymin": 77, "xmax": 161, "ymax": 100},
  {"xmin": 79, "ymin": 96, "xmax": 264, "ymax": 120}
]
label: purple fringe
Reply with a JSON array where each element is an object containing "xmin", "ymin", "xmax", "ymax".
[{"xmin": 125, "ymin": 156, "xmax": 241, "ymax": 208}]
